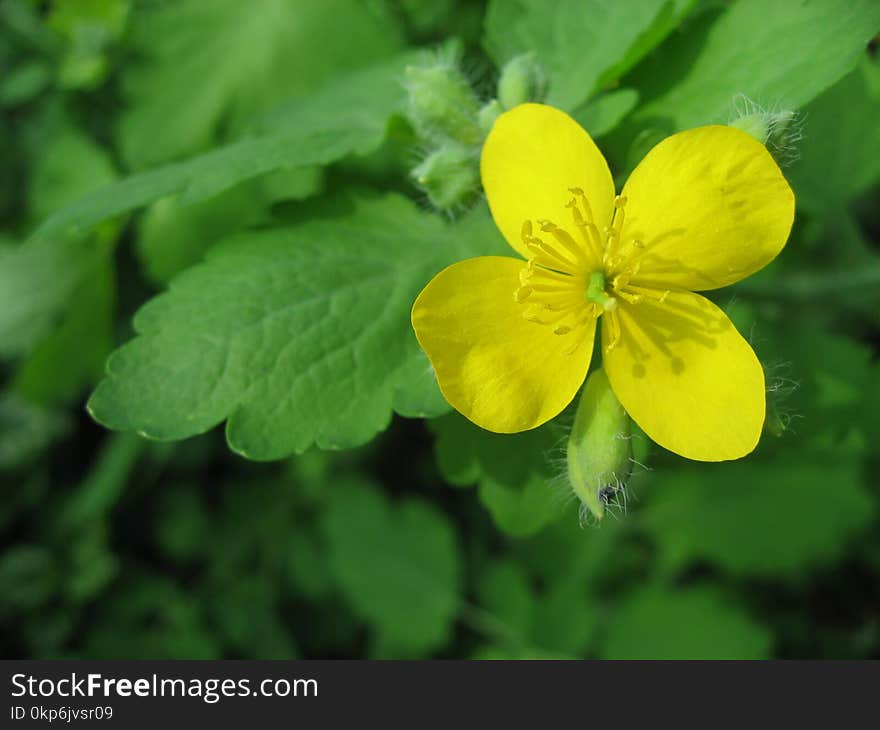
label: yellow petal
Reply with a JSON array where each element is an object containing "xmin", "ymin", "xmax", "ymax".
[
  {"xmin": 481, "ymin": 103, "xmax": 615, "ymax": 265},
  {"xmin": 602, "ymin": 290, "xmax": 764, "ymax": 461},
  {"xmin": 412, "ymin": 256, "xmax": 595, "ymax": 432},
  {"xmin": 617, "ymin": 125, "xmax": 794, "ymax": 291}
]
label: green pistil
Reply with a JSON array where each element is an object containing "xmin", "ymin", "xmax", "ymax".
[{"xmin": 586, "ymin": 271, "xmax": 617, "ymax": 311}]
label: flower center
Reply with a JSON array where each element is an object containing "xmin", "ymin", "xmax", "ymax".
[
  {"xmin": 585, "ymin": 271, "xmax": 617, "ymax": 311},
  {"xmin": 514, "ymin": 188, "xmax": 671, "ymax": 355}
]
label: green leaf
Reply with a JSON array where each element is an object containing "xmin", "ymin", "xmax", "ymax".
[
  {"xmin": 287, "ymin": 529, "xmax": 334, "ymax": 602},
  {"xmin": 83, "ymin": 573, "xmax": 221, "ymax": 659},
  {"xmin": 478, "ymin": 476, "xmax": 565, "ymax": 538},
  {"xmin": 0, "ymin": 61, "xmax": 52, "ymax": 107},
  {"xmin": 29, "ymin": 114, "xmax": 118, "ymax": 224},
  {"xmin": 118, "ymin": 0, "xmax": 402, "ymax": 168},
  {"xmin": 476, "ymin": 560, "xmax": 534, "ymax": 640},
  {"xmin": 530, "ymin": 578, "xmax": 598, "ymax": 655},
  {"xmin": 13, "ymin": 255, "xmax": 115, "ymax": 405},
  {"xmin": 30, "ymin": 52, "xmax": 419, "ymax": 244},
  {"xmin": 639, "ymin": 458, "xmax": 874, "ymax": 579},
  {"xmin": 208, "ymin": 578, "xmax": 299, "ymax": 659},
  {"xmin": 137, "ymin": 168, "xmax": 323, "ymax": 285},
  {"xmin": 573, "ymin": 88, "xmax": 640, "ymax": 138},
  {"xmin": 138, "ymin": 184, "xmax": 262, "ymax": 286},
  {"xmin": 474, "ymin": 521, "xmax": 636, "ymax": 657},
  {"xmin": 484, "ymin": 0, "xmax": 687, "ymax": 111},
  {"xmin": 633, "ymin": 0, "xmax": 880, "ymax": 130},
  {"xmin": 429, "ymin": 412, "xmax": 564, "ymax": 536},
  {"xmin": 788, "ymin": 57, "xmax": 880, "ymax": 215},
  {"xmin": 154, "ymin": 486, "xmax": 211, "ymax": 564},
  {"xmin": 0, "ymin": 237, "xmax": 110, "ymax": 358},
  {"xmin": 4, "ymin": 115, "xmax": 119, "ymax": 402},
  {"xmin": 763, "ymin": 323, "xmax": 877, "ymax": 455},
  {"xmin": 47, "ymin": 0, "xmax": 130, "ymax": 90},
  {"xmin": 0, "ymin": 394, "xmax": 67, "ymax": 471},
  {"xmin": 64, "ymin": 526, "xmax": 119, "ymax": 603},
  {"xmin": 599, "ymin": 585, "xmax": 772, "ymax": 659},
  {"xmin": 322, "ymin": 478, "xmax": 462, "ymax": 653},
  {"xmin": 0, "ymin": 545, "xmax": 57, "ymax": 617},
  {"xmin": 88, "ymin": 196, "xmax": 500, "ymax": 458}
]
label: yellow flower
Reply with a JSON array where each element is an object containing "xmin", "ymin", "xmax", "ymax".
[{"xmin": 412, "ymin": 104, "xmax": 794, "ymax": 461}]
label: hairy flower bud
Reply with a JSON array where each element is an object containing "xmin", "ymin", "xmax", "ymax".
[
  {"xmin": 478, "ymin": 99, "xmax": 503, "ymax": 133},
  {"xmin": 497, "ymin": 53, "xmax": 548, "ymax": 110},
  {"xmin": 566, "ymin": 368, "xmax": 632, "ymax": 522},
  {"xmin": 404, "ymin": 60, "xmax": 483, "ymax": 146},
  {"xmin": 412, "ymin": 143, "xmax": 479, "ymax": 212},
  {"xmin": 729, "ymin": 95, "xmax": 802, "ymax": 166}
]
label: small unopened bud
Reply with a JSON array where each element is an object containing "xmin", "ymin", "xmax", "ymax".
[
  {"xmin": 412, "ymin": 143, "xmax": 479, "ymax": 212},
  {"xmin": 478, "ymin": 99, "xmax": 503, "ymax": 133},
  {"xmin": 729, "ymin": 95, "xmax": 802, "ymax": 165},
  {"xmin": 567, "ymin": 368, "xmax": 632, "ymax": 522},
  {"xmin": 404, "ymin": 61, "xmax": 483, "ymax": 146},
  {"xmin": 497, "ymin": 53, "xmax": 548, "ymax": 110}
]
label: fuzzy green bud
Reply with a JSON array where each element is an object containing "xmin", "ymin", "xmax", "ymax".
[
  {"xmin": 412, "ymin": 143, "xmax": 479, "ymax": 211},
  {"xmin": 404, "ymin": 62, "xmax": 483, "ymax": 146},
  {"xmin": 478, "ymin": 99, "xmax": 503, "ymax": 133},
  {"xmin": 497, "ymin": 53, "xmax": 548, "ymax": 110},
  {"xmin": 567, "ymin": 368, "xmax": 632, "ymax": 522},
  {"xmin": 729, "ymin": 96, "xmax": 801, "ymax": 165}
]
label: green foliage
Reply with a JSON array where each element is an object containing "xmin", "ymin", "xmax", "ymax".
[
  {"xmin": 0, "ymin": 237, "xmax": 110, "ymax": 358},
  {"xmin": 598, "ymin": 585, "xmax": 772, "ymax": 660},
  {"xmin": 484, "ymin": 0, "xmax": 691, "ymax": 112},
  {"xmin": 574, "ymin": 89, "xmax": 640, "ymax": 138},
  {"xmin": 88, "ymin": 196, "xmax": 497, "ymax": 458},
  {"xmin": 117, "ymin": 0, "xmax": 402, "ymax": 168},
  {"xmin": 135, "ymin": 169, "xmax": 322, "ymax": 285},
  {"xmin": 639, "ymin": 459, "xmax": 874, "ymax": 579},
  {"xmin": 31, "ymin": 52, "xmax": 418, "ymax": 242},
  {"xmin": 788, "ymin": 56, "xmax": 880, "ymax": 214},
  {"xmin": 323, "ymin": 479, "xmax": 462, "ymax": 653},
  {"xmin": 430, "ymin": 413, "xmax": 564, "ymax": 536},
  {"xmin": 2, "ymin": 0, "xmax": 879, "ymax": 661},
  {"xmin": 631, "ymin": 0, "xmax": 880, "ymax": 131}
]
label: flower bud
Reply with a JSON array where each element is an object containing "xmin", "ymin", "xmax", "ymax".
[
  {"xmin": 403, "ymin": 61, "xmax": 483, "ymax": 146},
  {"xmin": 729, "ymin": 95, "xmax": 801, "ymax": 165},
  {"xmin": 497, "ymin": 53, "xmax": 548, "ymax": 110},
  {"xmin": 566, "ymin": 368, "xmax": 632, "ymax": 522},
  {"xmin": 412, "ymin": 143, "xmax": 479, "ymax": 212},
  {"xmin": 477, "ymin": 99, "xmax": 503, "ymax": 133}
]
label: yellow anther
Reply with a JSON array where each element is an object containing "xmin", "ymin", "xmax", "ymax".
[
  {"xmin": 604, "ymin": 312, "xmax": 622, "ymax": 352},
  {"xmin": 523, "ymin": 305, "xmax": 544, "ymax": 323},
  {"xmin": 553, "ymin": 325, "xmax": 572, "ymax": 335},
  {"xmin": 568, "ymin": 187, "xmax": 595, "ymax": 223},
  {"xmin": 616, "ymin": 290, "xmax": 642, "ymax": 305},
  {"xmin": 613, "ymin": 195, "xmax": 628, "ymax": 208},
  {"xmin": 514, "ymin": 286, "xmax": 532, "ymax": 302}
]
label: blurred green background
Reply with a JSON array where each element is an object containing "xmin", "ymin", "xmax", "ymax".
[{"xmin": 1, "ymin": 0, "xmax": 879, "ymax": 659}]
